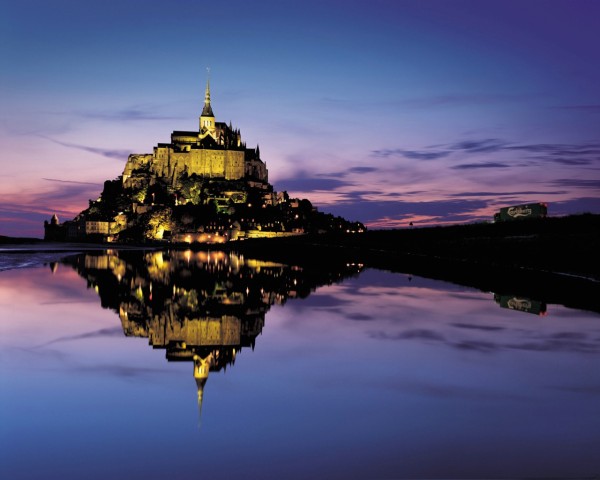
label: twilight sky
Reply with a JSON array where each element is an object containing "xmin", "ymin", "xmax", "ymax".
[{"xmin": 1, "ymin": 0, "xmax": 599, "ymax": 237}]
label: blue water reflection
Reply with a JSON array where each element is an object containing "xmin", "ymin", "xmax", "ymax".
[{"xmin": 1, "ymin": 250, "xmax": 599, "ymax": 479}]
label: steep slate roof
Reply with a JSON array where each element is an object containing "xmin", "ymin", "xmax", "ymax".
[
  {"xmin": 198, "ymin": 135, "xmax": 218, "ymax": 148},
  {"xmin": 201, "ymin": 103, "xmax": 214, "ymax": 117}
]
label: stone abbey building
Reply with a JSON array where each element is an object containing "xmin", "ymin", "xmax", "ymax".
[{"xmin": 122, "ymin": 78, "xmax": 268, "ymax": 189}]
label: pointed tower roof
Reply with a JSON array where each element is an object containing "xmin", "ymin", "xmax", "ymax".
[{"xmin": 201, "ymin": 73, "xmax": 214, "ymax": 117}]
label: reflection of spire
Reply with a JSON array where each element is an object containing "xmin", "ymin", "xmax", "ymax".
[{"xmin": 194, "ymin": 353, "xmax": 214, "ymax": 427}]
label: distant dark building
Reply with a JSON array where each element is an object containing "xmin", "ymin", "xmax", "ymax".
[{"xmin": 44, "ymin": 214, "xmax": 65, "ymax": 241}]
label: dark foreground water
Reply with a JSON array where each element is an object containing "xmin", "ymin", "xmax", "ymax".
[{"xmin": 1, "ymin": 250, "xmax": 599, "ymax": 479}]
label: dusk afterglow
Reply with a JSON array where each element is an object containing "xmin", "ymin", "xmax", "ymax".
[{"xmin": 1, "ymin": 0, "xmax": 599, "ymax": 237}]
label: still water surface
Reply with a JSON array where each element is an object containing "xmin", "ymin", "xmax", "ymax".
[{"xmin": 1, "ymin": 250, "xmax": 599, "ymax": 479}]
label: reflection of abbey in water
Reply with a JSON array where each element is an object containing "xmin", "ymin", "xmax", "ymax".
[{"xmin": 64, "ymin": 250, "xmax": 363, "ymax": 417}]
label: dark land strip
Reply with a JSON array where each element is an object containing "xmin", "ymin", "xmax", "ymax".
[
  {"xmin": 2, "ymin": 214, "xmax": 599, "ymax": 313},
  {"xmin": 228, "ymin": 214, "xmax": 600, "ymax": 314}
]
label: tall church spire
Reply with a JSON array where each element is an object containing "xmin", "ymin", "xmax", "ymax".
[{"xmin": 201, "ymin": 68, "xmax": 214, "ymax": 117}]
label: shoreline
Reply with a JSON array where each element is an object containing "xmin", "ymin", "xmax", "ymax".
[
  {"xmin": 1, "ymin": 243, "xmax": 597, "ymax": 314},
  {"xmin": 0, "ymin": 242, "xmax": 160, "ymax": 253},
  {"xmin": 1, "ymin": 214, "xmax": 598, "ymax": 313}
]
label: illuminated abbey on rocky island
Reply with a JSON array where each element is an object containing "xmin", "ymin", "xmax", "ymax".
[{"xmin": 45, "ymin": 76, "xmax": 364, "ymax": 243}]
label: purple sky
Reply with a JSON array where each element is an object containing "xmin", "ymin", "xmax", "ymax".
[{"xmin": 1, "ymin": 0, "xmax": 599, "ymax": 237}]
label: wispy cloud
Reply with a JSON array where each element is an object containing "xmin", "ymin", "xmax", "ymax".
[
  {"xmin": 371, "ymin": 139, "xmax": 600, "ymax": 164},
  {"xmin": 69, "ymin": 364, "xmax": 173, "ymax": 378},
  {"xmin": 504, "ymin": 143, "xmax": 600, "ymax": 159},
  {"xmin": 546, "ymin": 158, "xmax": 593, "ymax": 166},
  {"xmin": 452, "ymin": 162, "xmax": 510, "ymax": 170},
  {"xmin": 371, "ymin": 148, "xmax": 450, "ymax": 160},
  {"xmin": 285, "ymin": 294, "xmax": 346, "ymax": 313},
  {"xmin": 38, "ymin": 327, "xmax": 124, "ymax": 347},
  {"xmin": 548, "ymin": 179, "xmax": 600, "ymax": 189},
  {"xmin": 39, "ymin": 103, "xmax": 185, "ymax": 123},
  {"xmin": 0, "ymin": 182, "xmax": 97, "ymax": 215},
  {"xmin": 276, "ymin": 172, "xmax": 353, "ymax": 192},
  {"xmin": 0, "ymin": 181, "xmax": 100, "ymax": 236},
  {"xmin": 42, "ymin": 136, "xmax": 130, "ymax": 160},
  {"xmin": 43, "ymin": 178, "xmax": 102, "ymax": 186},
  {"xmin": 326, "ymin": 198, "xmax": 490, "ymax": 225},
  {"xmin": 451, "ymin": 323, "xmax": 505, "ymax": 332},
  {"xmin": 347, "ymin": 166, "xmax": 379, "ymax": 174},
  {"xmin": 73, "ymin": 106, "xmax": 183, "ymax": 122},
  {"xmin": 369, "ymin": 329, "xmax": 445, "ymax": 341},
  {"xmin": 37, "ymin": 182, "xmax": 100, "ymax": 204},
  {"xmin": 509, "ymin": 333, "xmax": 600, "ymax": 354},
  {"xmin": 449, "ymin": 139, "xmax": 507, "ymax": 153},
  {"xmin": 448, "ymin": 191, "xmax": 568, "ymax": 197},
  {"xmin": 345, "ymin": 313, "xmax": 375, "ymax": 321},
  {"xmin": 368, "ymin": 327, "xmax": 600, "ymax": 355}
]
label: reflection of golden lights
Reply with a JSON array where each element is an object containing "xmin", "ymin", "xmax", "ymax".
[
  {"xmin": 135, "ymin": 286, "xmax": 144, "ymax": 301},
  {"xmin": 212, "ymin": 251, "xmax": 226, "ymax": 261}
]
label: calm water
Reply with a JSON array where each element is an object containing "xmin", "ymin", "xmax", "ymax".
[{"xmin": 1, "ymin": 250, "xmax": 599, "ymax": 479}]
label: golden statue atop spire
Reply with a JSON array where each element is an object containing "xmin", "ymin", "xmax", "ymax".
[{"xmin": 204, "ymin": 67, "xmax": 211, "ymax": 104}]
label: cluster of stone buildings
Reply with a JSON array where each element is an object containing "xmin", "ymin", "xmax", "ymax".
[
  {"xmin": 45, "ymin": 78, "xmax": 266, "ymax": 242},
  {"xmin": 45, "ymin": 77, "xmax": 364, "ymax": 243}
]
